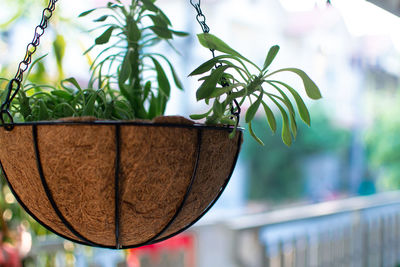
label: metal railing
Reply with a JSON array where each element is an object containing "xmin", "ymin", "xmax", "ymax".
[
  {"xmin": 24, "ymin": 191, "xmax": 400, "ymax": 267},
  {"xmin": 222, "ymin": 191, "xmax": 400, "ymax": 267}
]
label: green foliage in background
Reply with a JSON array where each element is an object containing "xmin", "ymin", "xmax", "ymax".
[
  {"xmin": 243, "ymin": 111, "xmax": 350, "ymax": 202},
  {"xmin": 365, "ymin": 92, "xmax": 400, "ymax": 190}
]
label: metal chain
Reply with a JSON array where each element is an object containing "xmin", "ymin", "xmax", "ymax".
[
  {"xmin": 189, "ymin": 0, "xmax": 213, "ymax": 56},
  {"xmin": 189, "ymin": 0, "xmax": 241, "ymax": 125},
  {"xmin": 0, "ymin": 0, "xmax": 58, "ymax": 130},
  {"xmin": 1, "ymin": 0, "xmax": 240, "ymax": 129}
]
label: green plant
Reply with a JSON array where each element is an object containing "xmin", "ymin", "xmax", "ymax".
[
  {"xmin": 189, "ymin": 34, "xmax": 322, "ymax": 146},
  {"xmin": 80, "ymin": 0, "xmax": 187, "ymax": 119},
  {"xmin": 2, "ymin": 1, "xmax": 322, "ymax": 148},
  {"xmin": 3, "ymin": 0, "xmax": 188, "ymax": 122}
]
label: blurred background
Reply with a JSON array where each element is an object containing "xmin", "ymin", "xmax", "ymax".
[{"xmin": 2, "ymin": 0, "xmax": 400, "ymax": 266}]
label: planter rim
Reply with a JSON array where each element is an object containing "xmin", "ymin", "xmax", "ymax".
[{"xmin": 2, "ymin": 120, "xmax": 244, "ymax": 132}]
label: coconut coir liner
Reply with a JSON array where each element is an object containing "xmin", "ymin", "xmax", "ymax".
[{"xmin": 0, "ymin": 116, "xmax": 242, "ymax": 247}]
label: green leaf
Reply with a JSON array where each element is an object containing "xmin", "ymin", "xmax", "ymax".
[
  {"xmin": 196, "ymin": 65, "xmax": 229, "ymax": 100},
  {"xmin": 61, "ymin": 77, "xmax": 82, "ymax": 91},
  {"xmin": 82, "ymin": 93, "xmax": 96, "ymax": 116},
  {"xmin": 158, "ymin": 93, "xmax": 168, "ymax": 115},
  {"xmin": 104, "ymin": 102, "xmax": 113, "ymax": 118},
  {"xmin": 249, "ymin": 121, "xmax": 264, "ymax": 146},
  {"xmin": 119, "ymin": 51, "xmax": 132, "ymax": 84},
  {"xmin": 212, "ymin": 99, "xmax": 225, "ymax": 117},
  {"xmin": 262, "ymin": 102, "xmax": 276, "ymax": 133},
  {"xmin": 220, "ymin": 117, "xmax": 236, "ymax": 125},
  {"xmin": 269, "ymin": 96, "xmax": 292, "ymax": 146},
  {"xmin": 127, "ymin": 17, "xmax": 141, "ymax": 42},
  {"xmin": 171, "ymin": 30, "xmax": 189, "ymax": 37},
  {"xmin": 190, "ymin": 109, "xmax": 212, "ymax": 120},
  {"xmin": 164, "ymin": 58, "xmax": 183, "ymax": 90},
  {"xmin": 24, "ymin": 54, "xmax": 48, "ymax": 84},
  {"xmin": 143, "ymin": 81, "xmax": 152, "ymax": 101},
  {"xmin": 271, "ymin": 80, "xmax": 310, "ymax": 126},
  {"xmin": 197, "ymin": 33, "xmax": 243, "ymax": 58},
  {"xmin": 157, "ymin": 10, "xmax": 172, "ymax": 26},
  {"xmin": 263, "ymin": 45, "xmax": 279, "ymax": 70},
  {"xmin": 148, "ymin": 94, "xmax": 158, "ymax": 119},
  {"xmin": 229, "ymin": 127, "xmax": 237, "ymax": 139},
  {"xmin": 107, "ymin": 2, "xmax": 124, "ymax": 8},
  {"xmin": 189, "ymin": 55, "xmax": 242, "ymax": 76},
  {"xmin": 149, "ymin": 14, "xmax": 168, "ymax": 28},
  {"xmin": 53, "ymin": 34, "xmax": 66, "ymax": 75},
  {"xmin": 245, "ymin": 92, "xmax": 263, "ymax": 123},
  {"xmin": 267, "ymin": 68, "xmax": 322, "ymax": 100},
  {"xmin": 94, "ymin": 15, "xmax": 109, "ymax": 22},
  {"xmin": 141, "ymin": 0, "xmax": 158, "ymax": 12},
  {"xmin": 38, "ymin": 100, "xmax": 50, "ymax": 120},
  {"xmin": 151, "ymin": 58, "xmax": 171, "ymax": 98},
  {"xmin": 226, "ymin": 88, "xmax": 247, "ymax": 103},
  {"xmin": 78, "ymin": 9, "xmax": 96, "ymax": 17},
  {"xmin": 18, "ymin": 90, "xmax": 31, "ymax": 118},
  {"xmin": 267, "ymin": 83, "xmax": 301, "ymax": 139},
  {"xmin": 83, "ymin": 44, "xmax": 96, "ymax": 55},
  {"xmin": 143, "ymin": 53, "xmax": 183, "ymax": 89},
  {"xmin": 51, "ymin": 90, "xmax": 73, "ymax": 101},
  {"xmin": 149, "ymin": 26, "xmax": 172, "ymax": 39},
  {"xmin": 189, "ymin": 56, "xmax": 222, "ymax": 76},
  {"xmin": 118, "ymin": 83, "xmax": 132, "ymax": 103},
  {"xmin": 205, "ymin": 113, "xmax": 219, "ymax": 124},
  {"xmin": 95, "ymin": 26, "xmax": 115, "ymax": 45},
  {"xmin": 209, "ymin": 83, "xmax": 245, "ymax": 98},
  {"xmin": 290, "ymin": 114, "xmax": 297, "ymax": 139}
]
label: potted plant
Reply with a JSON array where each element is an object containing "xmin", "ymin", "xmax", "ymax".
[{"xmin": 0, "ymin": 0, "xmax": 321, "ymax": 249}]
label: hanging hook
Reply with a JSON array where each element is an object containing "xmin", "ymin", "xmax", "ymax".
[
  {"xmin": 0, "ymin": 110, "xmax": 14, "ymax": 131},
  {"xmin": 0, "ymin": 79, "xmax": 21, "ymax": 130},
  {"xmin": 0, "ymin": 0, "xmax": 57, "ymax": 130},
  {"xmin": 189, "ymin": 0, "xmax": 242, "ymax": 122}
]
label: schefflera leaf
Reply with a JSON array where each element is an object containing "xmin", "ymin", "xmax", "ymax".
[
  {"xmin": 267, "ymin": 68, "xmax": 322, "ymax": 100},
  {"xmin": 197, "ymin": 33, "xmax": 244, "ymax": 59},
  {"xmin": 189, "ymin": 33, "xmax": 322, "ymax": 147},
  {"xmin": 95, "ymin": 26, "xmax": 115, "ymax": 45},
  {"xmin": 196, "ymin": 65, "xmax": 230, "ymax": 100},
  {"xmin": 263, "ymin": 45, "xmax": 280, "ymax": 71},
  {"xmin": 245, "ymin": 92, "xmax": 263, "ymax": 123},
  {"xmin": 270, "ymin": 80, "xmax": 310, "ymax": 126}
]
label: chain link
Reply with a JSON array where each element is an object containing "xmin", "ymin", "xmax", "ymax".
[
  {"xmin": 189, "ymin": 0, "xmax": 241, "ymax": 125},
  {"xmin": 0, "ymin": 0, "xmax": 58, "ymax": 130},
  {"xmin": 190, "ymin": 0, "xmax": 210, "ymax": 34}
]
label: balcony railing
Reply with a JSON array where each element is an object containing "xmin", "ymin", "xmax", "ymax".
[
  {"xmin": 193, "ymin": 191, "xmax": 400, "ymax": 267},
  {"xmin": 25, "ymin": 191, "xmax": 400, "ymax": 267}
]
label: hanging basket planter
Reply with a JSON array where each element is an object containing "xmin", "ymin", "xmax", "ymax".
[
  {"xmin": 0, "ymin": 116, "xmax": 242, "ymax": 249},
  {"xmin": 0, "ymin": 0, "xmax": 322, "ymax": 251}
]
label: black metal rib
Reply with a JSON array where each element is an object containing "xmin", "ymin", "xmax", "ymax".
[
  {"xmin": 0, "ymin": 159, "xmax": 92, "ymax": 247},
  {"xmin": 9, "ymin": 120, "xmax": 244, "ymax": 133},
  {"xmin": 114, "ymin": 125, "xmax": 121, "ymax": 249},
  {"xmin": 1, "ymin": 123, "xmax": 242, "ymax": 249},
  {"xmin": 151, "ymin": 130, "xmax": 243, "ymax": 245},
  {"xmin": 32, "ymin": 124, "xmax": 100, "ymax": 247},
  {"xmin": 122, "ymin": 129, "xmax": 203, "ymax": 249}
]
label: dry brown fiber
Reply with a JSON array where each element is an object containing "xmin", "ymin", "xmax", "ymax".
[{"xmin": 0, "ymin": 116, "xmax": 242, "ymax": 248}]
